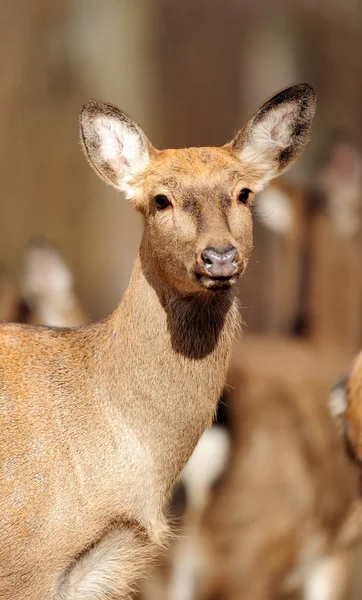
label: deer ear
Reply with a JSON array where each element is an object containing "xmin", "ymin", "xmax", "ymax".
[
  {"xmin": 80, "ymin": 100, "xmax": 153, "ymax": 199},
  {"xmin": 229, "ymin": 84, "xmax": 316, "ymax": 191}
]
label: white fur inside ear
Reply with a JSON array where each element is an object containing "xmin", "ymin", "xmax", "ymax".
[
  {"xmin": 95, "ymin": 116, "xmax": 149, "ymax": 198},
  {"xmin": 255, "ymin": 186, "xmax": 293, "ymax": 234},
  {"xmin": 238, "ymin": 102, "xmax": 296, "ymax": 188}
]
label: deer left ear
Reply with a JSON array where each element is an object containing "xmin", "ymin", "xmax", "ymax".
[
  {"xmin": 80, "ymin": 100, "xmax": 154, "ymax": 200},
  {"xmin": 229, "ymin": 83, "xmax": 316, "ymax": 191}
]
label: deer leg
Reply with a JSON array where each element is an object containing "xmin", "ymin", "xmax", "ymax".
[{"xmin": 55, "ymin": 523, "xmax": 156, "ymax": 600}]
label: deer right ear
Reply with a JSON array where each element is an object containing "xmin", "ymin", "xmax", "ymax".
[
  {"xmin": 80, "ymin": 100, "xmax": 153, "ymax": 199},
  {"xmin": 229, "ymin": 83, "xmax": 316, "ymax": 191}
]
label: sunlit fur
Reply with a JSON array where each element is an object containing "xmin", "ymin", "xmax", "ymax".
[{"xmin": 0, "ymin": 85, "xmax": 315, "ymax": 600}]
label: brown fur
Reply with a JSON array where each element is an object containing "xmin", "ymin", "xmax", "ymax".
[
  {"xmin": 345, "ymin": 351, "xmax": 362, "ymax": 463},
  {"xmin": 241, "ymin": 179, "xmax": 307, "ymax": 333},
  {"xmin": 0, "ymin": 85, "xmax": 315, "ymax": 599},
  {"xmin": 200, "ymin": 336, "xmax": 359, "ymax": 600},
  {"xmin": 304, "ymin": 139, "xmax": 362, "ymax": 356},
  {"xmin": 0, "ymin": 264, "xmax": 23, "ymax": 322}
]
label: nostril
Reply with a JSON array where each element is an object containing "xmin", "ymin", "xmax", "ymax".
[
  {"xmin": 224, "ymin": 247, "xmax": 239, "ymax": 263},
  {"xmin": 201, "ymin": 248, "xmax": 215, "ymax": 266}
]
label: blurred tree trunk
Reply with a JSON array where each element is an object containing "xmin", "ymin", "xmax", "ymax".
[
  {"xmin": 298, "ymin": 2, "xmax": 362, "ymax": 153},
  {"xmin": 154, "ymin": 0, "xmax": 246, "ymax": 147}
]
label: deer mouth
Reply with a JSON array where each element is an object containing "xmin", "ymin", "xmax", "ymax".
[
  {"xmin": 195, "ymin": 272, "xmax": 238, "ymax": 291},
  {"xmin": 193, "ymin": 259, "xmax": 245, "ymax": 290}
]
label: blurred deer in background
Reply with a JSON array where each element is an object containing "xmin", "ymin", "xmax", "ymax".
[
  {"xmin": 241, "ymin": 136, "xmax": 362, "ymax": 349},
  {"xmin": 0, "ymin": 237, "xmax": 87, "ymax": 328},
  {"xmin": 200, "ymin": 337, "xmax": 360, "ymax": 600},
  {"xmin": 145, "ymin": 339, "xmax": 360, "ymax": 600},
  {"xmin": 328, "ymin": 347, "xmax": 362, "ymax": 599},
  {"xmin": 21, "ymin": 237, "xmax": 88, "ymax": 327},
  {"xmin": 0, "ymin": 84, "xmax": 316, "ymax": 600},
  {"xmin": 305, "ymin": 138, "xmax": 362, "ymax": 357},
  {"xmin": 330, "ymin": 348, "xmax": 362, "ymax": 471},
  {"xmin": 241, "ymin": 179, "xmax": 307, "ymax": 334}
]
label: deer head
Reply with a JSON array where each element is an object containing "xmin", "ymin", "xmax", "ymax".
[{"xmin": 80, "ymin": 83, "xmax": 316, "ymax": 296}]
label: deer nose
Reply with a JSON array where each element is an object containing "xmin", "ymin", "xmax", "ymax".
[{"xmin": 201, "ymin": 246, "xmax": 239, "ymax": 278}]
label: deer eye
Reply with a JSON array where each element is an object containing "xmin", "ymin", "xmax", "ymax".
[
  {"xmin": 238, "ymin": 188, "xmax": 252, "ymax": 205},
  {"xmin": 154, "ymin": 194, "xmax": 171, "ymax": 210}
]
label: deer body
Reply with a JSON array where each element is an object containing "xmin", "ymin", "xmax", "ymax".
[
  {"xmin": 0, "ymin": 84, "xmax": 316, "ymax": 599},
  {"xmin": 201, "ymin": 337, "xmax": 359, "ymax": 600},
  {"xmin": 1, "ymin": 259, "xmax": 238, "ymax": 599}
]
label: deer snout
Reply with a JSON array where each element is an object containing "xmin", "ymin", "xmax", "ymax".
[{"xmin": 201, "ymin": 246, "xmax": 239, "ymax": 278}]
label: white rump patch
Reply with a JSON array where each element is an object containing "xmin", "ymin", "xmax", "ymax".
[{"xmin": 255, "ymin": 186, "xmax": 293, "ymax": 234}]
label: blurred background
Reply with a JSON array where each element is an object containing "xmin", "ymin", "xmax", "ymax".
[{"xmin": 2, "ymin": 1, "xmax": 362, "ymax": 599}]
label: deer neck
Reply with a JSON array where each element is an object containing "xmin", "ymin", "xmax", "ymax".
[{"xmin": 102, "ymin": 242, "xmax": 240, "ymax": 490}]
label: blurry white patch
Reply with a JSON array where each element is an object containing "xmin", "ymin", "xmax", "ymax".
[
  {"xmin": 182, "ymin": 427, "xmax": 230, "ymax": 512},
  {"xmin": 304, "ymin": 555, "xmax": 349, "ymax": 600},
  {"xmin": 255, "ymin": 187, "xmax": 293, "ymax": 234},
  {"xmin": 34, "ymin": 305, "xmax": 73, "ymax": 328},
  {"xmin": 326, "ymin": 188, "xmax": 361, "ymax": 237},
  {"xmin": 284, "ymin": 534, "xmax": 327, "ymax": 593},
  {"xmin": 329, "ymin": 386, "xmax": 347, "ymax": 419},
  {"xmin": 170, "ymin": 537, "xmax": 208, "ymax": 600},
  {"xmin": 319, "ymin": 142, "xmax": 362, "ymax": 237},
  {"xmin": 23, "ymin": 245, "xmax": 72, "ymax": 299},
  {"xmin": 21, "ymin": 241, "xmax": 84, "ymax": 327}
]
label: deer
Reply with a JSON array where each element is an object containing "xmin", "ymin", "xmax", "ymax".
[
  {"xmin": 328, "ymin": 350, "xmax": 362, "ymax": 598},
  {"xmin": 303, "ymin": 138, "xmax": 362, "ymax": 358},
  {"xmin": 241, "ymin": 178, "xmax": 307, "ymax": 335},
  {"xmin": 20, "ymin": 236, "xmax": 88, "ymax": 327},
  {"xmin": 330, "ymin": 349, "xmax": 362, "ymax": 472},
  {"xmin": 239, "ymin": 135, "xmax": 362, "ymax": 347},
  {"xmin": 0, "ymin": 238, "xmax": 87, "ymax": 327},
  {"xmin": 198, "ymin": 336, "xmax": 361, "ymax": 600},
  {"xmin": 0, "ymin": 83, "xmax": 316, "ymax": 600}
]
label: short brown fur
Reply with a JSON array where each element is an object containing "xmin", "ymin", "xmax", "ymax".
[
  {"xmin": 0, "ymin": 84, "xmax": 315, "ymax": 599},
  {"xmin": 201, "ymin": 337, "xmax": 359, "ymax": 600}
]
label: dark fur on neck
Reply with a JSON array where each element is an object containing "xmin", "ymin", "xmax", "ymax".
[
  {"xmin": 139, "ymin": 238, "xmax": 239, "ymax": 359},
  {"xmin": 165, "ymin": 292, "xmax": 236, "ymax": 359}
]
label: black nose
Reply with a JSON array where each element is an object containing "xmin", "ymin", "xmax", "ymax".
[{"xmin": 201, "ymin": 245, "xmax": 239, "ymax": 277}]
